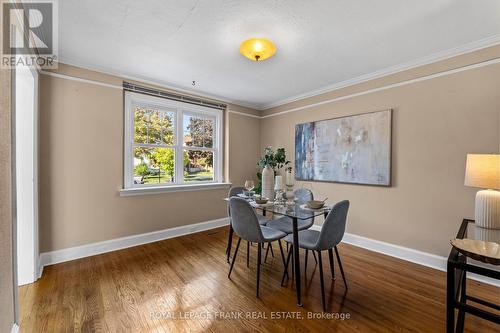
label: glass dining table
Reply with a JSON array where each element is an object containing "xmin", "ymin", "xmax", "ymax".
[{"xmin": 224, "ymin": 195, "xmax": 330, "ymax": 307}]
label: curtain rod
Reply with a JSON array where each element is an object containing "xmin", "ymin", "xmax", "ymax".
[{"xmin": 123, "ymin": 82, "xmax": 227, "ymax": 111}]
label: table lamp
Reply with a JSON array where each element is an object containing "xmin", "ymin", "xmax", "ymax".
[{"xmin": 464, "ymin": 154, "xmax": 500, "ymax": 229}]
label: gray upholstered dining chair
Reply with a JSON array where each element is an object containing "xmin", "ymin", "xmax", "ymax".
[
  {"xmin": 228, "ymin": 197, "xmax": 287, "ymax": 298},
  {"xmin": 282, "ymin": 200, "xmax": 350, "ymax": 311},
  {"xmin": 226, "ymin": 186, "xmax": 270, "ymax": 263}
]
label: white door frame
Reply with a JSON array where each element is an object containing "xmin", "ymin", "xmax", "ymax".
[{"xmin": 15, "ymin": 63, "xmax": 39, "ymax": 286}]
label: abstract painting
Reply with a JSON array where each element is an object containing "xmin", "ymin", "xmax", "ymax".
[{"xmin": 295, "ymin": 109, "xmax": 392, "ymax": 186}]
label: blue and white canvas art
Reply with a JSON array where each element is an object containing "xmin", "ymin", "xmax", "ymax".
[{"xmin": 295, "ymin": 110, "xmax": 392, "ymax": 186}]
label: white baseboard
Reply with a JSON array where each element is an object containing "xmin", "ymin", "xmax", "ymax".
[
  {"xmin": 38, "ymin": 218, "xmax": 497, "ymax": 288},
  {"xmin": 311, "ymin": 225, "xmax": 499, "ymax": 287},
  {"xmin": 11, "ymin": 323, "xmax": 19, "ymax": 333},
  {"xmin": 39, "ymin": 218, "xmax": 229, "ymax": 268},
  {"xmin": 37, "ymin": 260, "xmax": 44, "ymax": 280}
]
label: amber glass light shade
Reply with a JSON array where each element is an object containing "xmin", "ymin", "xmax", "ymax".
[{"xmin": 240, "ymin": 38, "xmax": 276, "ymax": 61}]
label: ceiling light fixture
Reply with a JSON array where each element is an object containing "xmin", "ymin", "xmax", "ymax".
[{"xmin": 240, "ymin": 38, "xmax": 276, "ymax": 61}]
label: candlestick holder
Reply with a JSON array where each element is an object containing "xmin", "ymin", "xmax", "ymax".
[
  {"xmin": 274, "ymin": 190, "xmax": 285, "ymax": 206},
  {"xmin": 274, "ymin": 175, "xmax": 285, "ymax": 205},
  {"xmin": 285, "ymin": 184, "xmax": 294, "ymax": 205}
]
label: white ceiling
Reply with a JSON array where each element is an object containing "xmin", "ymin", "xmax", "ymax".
[{"xmin": 59, "ymin": 0, "xmax": 500, "ymax": 109}]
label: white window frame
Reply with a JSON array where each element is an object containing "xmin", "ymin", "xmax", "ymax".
[{"xmin": 122, "ymin": 91, "xmax": 226, "ymax": 194}]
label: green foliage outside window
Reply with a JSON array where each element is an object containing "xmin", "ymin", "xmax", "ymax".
[
  {"xmin": 133, "ymin": 107, "xmax": 214, "ymax": 183},
  {"xmin": 134, "ymin": 162, "xmax": 149, "ymax": 182}
]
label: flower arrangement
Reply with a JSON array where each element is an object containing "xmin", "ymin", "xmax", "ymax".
[
  {"xmin": 254, "ymin": 146, "xmax": 290, "ymax": 194},
  {"xmin": 258, "ymin": 146, "xmax": 290, "ymax": 170}
]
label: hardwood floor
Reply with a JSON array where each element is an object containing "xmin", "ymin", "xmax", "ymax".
[{"xmin": 20, "ymin": 227, "xmax": 499, "ymax": 332}]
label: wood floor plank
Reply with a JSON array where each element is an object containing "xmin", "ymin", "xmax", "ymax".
[{"xmin": 20, "ymin": 227, "xmax": 499, "ymax": 332}]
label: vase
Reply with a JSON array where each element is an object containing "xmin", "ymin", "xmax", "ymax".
[{"xmin": 261, "ymin": 166, "xmax": 275, "ymax": 200}]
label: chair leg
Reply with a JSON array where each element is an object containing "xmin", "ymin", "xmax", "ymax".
[
  {"xmin": 328, "ymin": 248, "xmax": 336, "ymax": 280},
  {"xmin": 277, "ymin": 240, "xmax": 288, "ymax": 278},
  {"xmin": 281, "ymin": 244, "xmax": 293, "ymax": 286},
  {"xmin": 334, "ymin": 246, "xmax": 348, "ymax": 289},
  {"xmin": 246, "ymin": 241, "xmax": 250, "ymax": 268},
  {"xmin": 317, "ymin": 250, "xmax": 326, "ymax": 311},
  {"xmin": 305, "ymin": 249, "xmax": 309, "ymax": 273},
  {"xmin": 264, "ymin": 243, "xmax": 270, "ymax": 263},
  {"xmin": 312, "ymin": 250, "xmax": 318, "ymax": 263},
  {"xmin": 228, "ymin": 238, "xmax": 241, "ymax": 278},
  {"xmin": 269, "ymin": 243, "xmax": 275, "ymax": 258},
  {"xmin": 257, "ymin": 243, "xmax": 262, "ymax": 298},
  {"xmin": 226, "ymin": 225, "xmax": 234, "ymax": 263}
]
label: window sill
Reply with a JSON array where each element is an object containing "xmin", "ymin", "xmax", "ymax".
[{"xmin": 119, "ymin": 182, "xmax": 232, "ymax": 197}]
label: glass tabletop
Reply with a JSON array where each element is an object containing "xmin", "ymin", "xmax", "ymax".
[
  {"xmin": 223, "ymin": 196, "xmax": 330, "ymax": 220},
  {"xmin": 455, "ymin": 220, "xmax": 500, "ymax": 269},
  {"xmin": 259, "ymin": 202, "xmax": 329, "ymax": 220}
]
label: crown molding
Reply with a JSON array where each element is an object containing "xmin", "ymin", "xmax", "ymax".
[
  {"xmin": 39, "ymin": 69, "xmax": 263, "ymax": 119},
  {"xmin": 227, "ymin": 110, "xmax": 262, "ymax": 119},
  {"xmin": 55, "ymin": 58, "xmax": 260, "ymax": 110},
  {"xmin": 45, "ymin": 55, "xmax": 500, "ymax": 121},
  {"xmin": 40, "ymin": 70, "xmax": 123, "ymax": 90},
  {"xmin": 261, "ymin": 57, "xmax": 500, "ymax": 119},
  {"xmin": 259, "ymin": 35, "xmax": 500, "ymax": 110},
  {"xmin": 55, "ymin": 35, "xmax": 500, "ymax": 113}
]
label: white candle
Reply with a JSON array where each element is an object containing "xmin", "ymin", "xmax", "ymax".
[
  {"xmin": 274, "ymin": 175, "xmax": 283, "ymax": 190},
  {"xmin": 285, "ymin": 170, "xmax": 293, "ymax": 186}
]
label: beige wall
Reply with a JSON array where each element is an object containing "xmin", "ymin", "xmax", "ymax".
[
  {"xmin": 261, "ymin": 50, "xmax": 500, "ymax": 257},
  {"xmin": 39, "ymin": 64, "xmax": 260, "ymax": 252},
  {"xmin": 227, "ymin": 112, "xmax": 261, "ymax": 185},
  {"xmin": 40, "ymin": 46, "xmax": 500, "ymax": 259},
  {"xmin": 0, "ymin": 64, "xmax": 15, "ymax": 331}
]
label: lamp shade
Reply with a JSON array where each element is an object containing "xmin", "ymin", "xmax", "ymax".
[{"xmin": 464, "ymin": 154, "xmax": 500, "ymax": 190}]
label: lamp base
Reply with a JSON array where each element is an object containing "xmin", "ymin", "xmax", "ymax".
[{"xmin": 475, "ymin": 189, "xmax": 500, "ymax": 229}]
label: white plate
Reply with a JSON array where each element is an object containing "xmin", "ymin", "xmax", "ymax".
[
  {"xmin": 250, "ymin": 201, "xmax": 274, "ymax": 208},
  {"xmin": 299, "ymin": 204, "xmax": 330, "ymax": 211}
]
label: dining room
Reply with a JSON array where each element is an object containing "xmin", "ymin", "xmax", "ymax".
[{"xmin": 1, "ymin": 1, "xmax": 499, "ymax": 333}]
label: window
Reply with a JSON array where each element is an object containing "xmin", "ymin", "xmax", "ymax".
[{"xmin": 123, "ymin": 92, "xmax": 223, "ymax": 191}]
